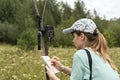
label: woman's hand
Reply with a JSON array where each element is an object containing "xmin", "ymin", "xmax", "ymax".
[
  {"xmin": 51, "ymin": 56, "xmax": 64, "ymax": 71},
  {"xmin": 46, "ymin": 66, "xmax": 60, "ymax": 80},
  {"xmin": 51, "ymin": 56, "xmax": 72, "ymax": 75}
]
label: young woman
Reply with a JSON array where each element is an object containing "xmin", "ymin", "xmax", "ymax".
[{"xmin": 46, "ymin": 18, "xmax": 120, "ymax": 80}]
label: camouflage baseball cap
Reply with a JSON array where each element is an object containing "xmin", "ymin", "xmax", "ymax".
[{"xmin": 63, "ymin": 18, "xmax": 97, "ymax": 34}]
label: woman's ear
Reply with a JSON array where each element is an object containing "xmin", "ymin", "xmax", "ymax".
[{"xmin": 79, "ymin": 33, "xmax": 85, "ymax": 40}]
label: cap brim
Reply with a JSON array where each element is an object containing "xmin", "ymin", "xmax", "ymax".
[{"xmin": 63, "ymin": 28, "xmax": 74, "ymax": 34}]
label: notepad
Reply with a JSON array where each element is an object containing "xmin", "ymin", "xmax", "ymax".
[{"xmin": 41, "ymin": 56, "xmax": 59, "ymax": 74}]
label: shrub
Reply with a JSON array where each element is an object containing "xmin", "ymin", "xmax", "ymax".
[
  {"xmin": 103, "ymin": 28, "xmax": 117, "ymax": 47},
  {"xmin": 17, "ymin": 29, "xmax": 37, "ymax": 50},
  {"xmin": 0, "ymin": 22, "xmax": 19, "ymax": 44}
]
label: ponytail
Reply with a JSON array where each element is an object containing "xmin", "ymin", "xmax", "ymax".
[{"xmin": 85, "ymin": 29, "xmax": 118, "ymax": 71}]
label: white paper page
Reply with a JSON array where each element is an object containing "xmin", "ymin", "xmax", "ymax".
[{"xmin": 41, "ymin": 56, "xmax": 59, "ymax": 74}]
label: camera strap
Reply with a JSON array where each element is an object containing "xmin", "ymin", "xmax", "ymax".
[{"xmin": 84, "ymin": 49, "xmax": 92, "ymax": 80}]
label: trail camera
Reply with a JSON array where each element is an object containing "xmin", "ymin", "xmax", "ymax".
[{"xmin": 44, "ymin": 25, "xmax": 54, "ymax": 42}]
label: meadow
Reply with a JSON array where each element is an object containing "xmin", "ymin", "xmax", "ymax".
[{"xmin": 0, "ymin": 44, "xmax": 120, "ymax": 80}]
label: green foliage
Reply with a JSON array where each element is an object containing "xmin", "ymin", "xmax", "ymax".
[
  {"xmin": 0, "ymin": 0, "xmax": 21, "ymax": 23},
  {"xmin": 0, "ymin": 22, "xmax": 19, "ymax": 44},
  {"xmin": 14, "ymin": 0, "xmax": 35, "ymax": 34},
  {"xmin": 93, "ymin": 16, "xmax": 109, "ymax": 33},
  {"xmin": 1, "ymin": 0, "xmax": 120, "ymax": 48},
  {"xmin": 61, "ymin": 2, "xmax": 72, "ymax": 21},
  {"xmin": 103, "ymin": 28, "xmax": 117, "ymax": 47},
  {"xmin": 106, "ymin": 19, "xmax": 120, "ymax": 47},
  {"xmin": 17, "ymin": 29, "xmax": 37, "ymax": 51},
  {"xmin": 53, "ymin": 17, "xmax": 75, "ymax": 47},
  {"xmin": 43, "ymin": 9, "xmax": 56, "ymax": 26},
  {"xmin": 38, "ymin": 0, "xmax": 61, "ymax": 26},
  {"xmin": 48, "ymin": 0, "xmax": 61, "ymax": 25},
  {"xmin": 72, "ymin": 0, "xmax": 86, "ymax": 20}
]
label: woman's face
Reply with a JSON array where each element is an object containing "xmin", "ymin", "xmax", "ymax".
[{"xmin": 72, "ymin": 32, "xmax": 85, "ymax": 50}]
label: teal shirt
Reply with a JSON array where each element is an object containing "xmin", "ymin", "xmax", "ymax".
[{"xmin": 70, "ymin": 48, "xmax": 120, "ymax": 80}]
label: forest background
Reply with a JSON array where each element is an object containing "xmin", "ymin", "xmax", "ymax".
[{"xmin": 0, "ymin": 0, "xmax": 120, "ymax": 50}]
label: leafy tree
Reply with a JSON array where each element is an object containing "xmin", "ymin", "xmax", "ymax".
[
  {"xmin": 48, "ymin": 0, "xmax": 61, "ymax": 25},
  {"xmin": 17, "ymin": 29, "xmax": 37, "ymax": 50},
  {"xmin": 0, "ymin": 22, "xmax": 19, "ymax": 44},
  {"xmin": 108, "ymin": 19, "xmax": 120, "ymax": 47},
  {"xmin": 53, "ymin": 17, "xmax": 75, "ymax": 47},
  {"xmin": 60, "ymin": 2, "xmax": 72, "ymax": 21},
  {"xmin": 38, "ymin": 0, "xmax": 61, "ymax": 27},
  {"xmin": 72, "ymin": 0, "xmax": 86, "ymax": 20},
  {"xmin": 15, "ymin": 0, "xmax": 36, "ymax": 34},
  {"xmin": 0, "ymin": 0, "xmax": 21, "ymax": 23},
  {"xmin": 86, "ymin": 10, "xmax": 93, "ymax": 18},
  {"xmin": 43, "ymin": 8, "xmax": 56, "ymax": 26},
  {"xmin": 102, "ymin": 18, "xmax": 120, "ymax": 47},
  {"xmin": 93, "ymin": 16, "xmax": 108, "ymax": 33},
  {"xmin": 103, "ymin": 28, "xmax": 117, "ymax": 47}
]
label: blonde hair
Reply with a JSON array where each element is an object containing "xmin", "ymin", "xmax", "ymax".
[{"xmin": 86, "ymin": 29, "xmax": 117, "ymax": 70}]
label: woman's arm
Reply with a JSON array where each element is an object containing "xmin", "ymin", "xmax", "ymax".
[
  {"xmin": 46, "ymin": 65, "xmax": 72, "ymax": 80},
  {"xmin": 60, "ymin": 65, "xmax": 72, "ymax": 75},
  {"xmin": 46, "ymin": 56, "xmax": 72, "ymax": 80},
  {"xmin": 46, "ymin": 66, "xmax": 60, "ymax": 80},
  {"xmin": 51, "ymin": 56, "xmax": 72, "ymax": 75}
]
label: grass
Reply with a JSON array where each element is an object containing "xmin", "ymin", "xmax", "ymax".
[{"xmin": 0, "ymin": 44, "xmax": 120, "ymax": 80}]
